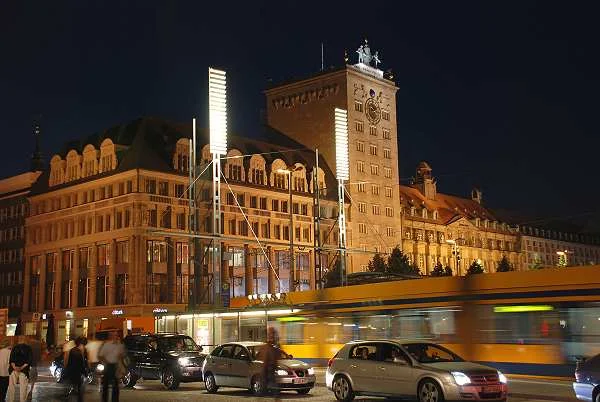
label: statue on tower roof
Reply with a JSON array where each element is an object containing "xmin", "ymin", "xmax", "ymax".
[{"xmin": 355, "ymin": 38, "xmax": 382, "ymax": 69}]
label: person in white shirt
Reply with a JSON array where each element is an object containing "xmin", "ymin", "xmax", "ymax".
[
  {"xmin": 0, "ymin": 338, "xmax": 12, "ymax": 401},
  {"xmin": 98, "ymin": 331, "xmax": 125, "ymax": 402}
]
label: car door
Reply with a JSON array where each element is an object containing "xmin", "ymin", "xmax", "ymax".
[
  {"xmin": 376, "ymin": 342, "xmax": 414, "ymax": 397},
  {"xmin": 345, "ymin": 343, "xmax": 382, "ymax": 393},
  {"xmin": 214, "ymin": 344, "xmax": 235, "ymax": 386},
  {"xmin": 230, "ymin": 345, "xmax": 252, "ymax": 388}
]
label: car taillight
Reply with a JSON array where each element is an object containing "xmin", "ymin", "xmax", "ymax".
[{"xmin": 327, "ymin": 358, "xmax": 334, "ymax": 367}]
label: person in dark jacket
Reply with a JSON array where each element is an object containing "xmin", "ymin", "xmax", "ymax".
[
  {"xmin": 7, "ymin": 336, "xmax": 32, "ymax": 402},
  {"xmin": 261, "ymin": 327, "xmax": 280, "ymax": 397},
  {"xmin": 65, "ymin": 337, "xmax": 87, "ymax": 402}
]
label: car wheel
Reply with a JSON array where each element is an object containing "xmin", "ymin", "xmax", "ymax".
[
  {"xmin": 595, "ymin": 390, "xmax": 600, "ymax": 402},
  {"xmin": 162, "ymin": 368, "xmax": 180, "ymax": 390},
  {"xmin": 332, "ymin": 375, "xmax": 354, "ymax": 402},
  {"xmin": 204, "ymin": 372, "xmax": 218, "ymax": 394},
  {"xmin": 54, "ymin": 367, "xmax": 63, "ymax": 383},
  {"xmin": 251, "ymin": 375, "xmax": 265, "ymax": 395},
  {"xmin": 121, "ymin": 370, "xmax": 137, "ymax": 388},
  {"xmin": 418, "ymin": 379, "xmax": 444, "ymax": 402},
  {"xmin": 297, "ymin": 388, "xmax": 311, "ymax": 395}
]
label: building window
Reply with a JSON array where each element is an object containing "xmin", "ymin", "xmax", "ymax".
[
  {"xmin": 369, "ymin": 126, "xmax": 377, "ymax": 136},
  {"xmin": 260, "ymin": 197, "xmax": 267, "ymax": 210},
  {"xmin": 146, "ymin": 240, "xmax": 167, "ymax": 263},
  {"xmin": 382, "ymin": 110, "xmax": 390, "ymax": 121},
  {"xmin": 116, "ymin": 274, "xmax": 128, "ymax": 305},
  {"xmin": 356, "ymin": 141, "xmax": 365, "ymax": 152},
  {"xmin": 386, "ymin": 207, "xmax": 394, "ymax": 217},
  {"xmin": 383, "ymin": 148, "xmax": 391, "ymax": 159},
  {"xmin": 176, "ymin": 213, "xmax": 186, "ymax": 230},
  {"xmin": 271, "ymin": 199, "xmax": 279, "ymax": 212},
  {"xmin": 145, "ymin": 179, "xmax": 156, "ymax": 194},
  {"xmin": 385, "ymin": 186, "xmax": 393, "ymax": 198},
  {"xmin": 371, "ymin": 185, "xmax": 380, "ymax": 195},
  {"xmin": 158, "ymin": 181, "xmax": 169, "ymax": 196},
  {"xmin": 369, "ymin": 144, "xmax": 378, "ymax": 156},
  {"xmin": 78, "ymin": 277, "xmax": 89, "ymax": 308},
  {"xmin": 354, "ymin": 101, "xmax": 363, "ymax": 112},
  {"xmin": 359, "ymin": 223, "xmax": 367, "ymax": 234},
  {"xmin": 372, "ymin": 205, "xmax": 381, "ymax": 215},
  {"xmin": 355, "ymin": 121, "xmax": 364, "ymax": 132},
  {"xmin": 293, "ymin": 176, "xmax": 305, "ymax": 192},
  {"xmin": 228, "ymin": 164, "xmax": 242, "ymax": 181},
  {"xmin": 357, "ymin": 161, "xmax": 365, "ymax": 173},
  {"xmin": 250, "ymin": 196, "xmax": 258, "ymax": 209},
  {"xmin": 371, "ymin": 164, "xmax": 379, "ymax": 175},
  {"xmin": 357, "ymin": 182, "xmax": 366, "ymax": 192},
  {"xmin": 384, "ymin": 167, "xmax": 392, "ymax": 178},
  {"xmin": 358, "ymin": 202, "xmax": 367, "ymax": 213},
  {"xmin": 387, "ymin": 227, "xmax": 394, "ymax": 237},
  {"xmin": 261, "ymin": 223, "xmax": 270, "ymax": 238},
  {"xmin": 116, "ymin": 241, "xmax": 129, "ymax": 264},
  {"xmin": 252, "ymin": 168, "xmax": 265, "ymax": 185},
  {"xmin": 147, "ymin": 273, "xmax": 167, "ymax": 304},
  {"xmin": 274, "ymin": 173, "xmax": 287, "ymax": 189}
]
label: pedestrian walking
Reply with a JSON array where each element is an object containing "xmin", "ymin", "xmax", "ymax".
[
  {"xmin": 26, "ymin": 336, "xmax": 40, "ymax": 401},
  {"xmin": 65, "ymin": 337, "xmax": 87, "ymax": 402},
  {"xmin": 7, "ymin": 336, "xmax": 32, "ymax": 402},
  {"xmin": 85, "ymin": 334, "xmax": 103, "ymax": 383},
  {"xmin": 98, "ymin": 331, "xmax": 125, "ymax": 402},
  {"xmin": 0, "ymin": 338, "xmax": 12, "ymax": 401},
  {"xmin": 261, "ymin": 327, "xmax": 281, "ymax": 400}
]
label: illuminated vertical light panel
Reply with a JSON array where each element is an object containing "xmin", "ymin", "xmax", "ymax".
[
  {"xmin": 335, "ymin": 108, "xmax": 349, "ymax": 180},
  {"xmin": 335, "ymin": 108, "xmax": 349, "ymax": 286},
  {"xmin": 209, "ymin": 67, "xmax": 227, "ymax": 155},
  {"xmin": 209, "ymin": 67, "xmax": 227, "ymax": 306}
]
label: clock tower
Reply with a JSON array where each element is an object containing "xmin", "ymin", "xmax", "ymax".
[{"xmin": 265, "ymin": 39, "xmax": 401, "ymax": 272}]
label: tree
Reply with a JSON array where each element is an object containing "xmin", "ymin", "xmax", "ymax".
[
  {"xmin": 368, "ymin": 253, "xmax": 387, "ymax": 273},
  {"xmin": 430, "ymin": 262, "xmax": 446, "ymax": 277},
  {"xmin": 444, "ymin": 265, "xmax": 453, "ymax": 276},
  {"xmin": 323, "ymin": 260, "xmax": 342, "ymax": 288},
  {"xmin": 496, "ymin": 256, "xmax": 514, "ymax": 272},
  {"xmin": 466, "ymin": 260, "xmax": 485, "ymax": 275},
  {"xmin": 387, "ymin": 247, "xmax": 415, "ymax": 275}
]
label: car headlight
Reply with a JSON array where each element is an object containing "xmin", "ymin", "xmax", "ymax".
[
  {"xmin": 178, "ymin": 357, "xmax": 190, "ymax": 366},
  {"xmin": 275, "ymin": 369, "xmax": 289, "ymax": 376},
  {"xmin": 96, "ymin": 364, "xmax": 105, "ymax": 372},
  {"xmin": 498, "ymin": 371, "xmax": 507, "ymax": 384},
  {"xmin": 451, "ymin": 371, "xmax": 471, "ymax": 386},
  {"xmin": 307, "ymin": 368, "xmax": 315, "ymax": 375}
]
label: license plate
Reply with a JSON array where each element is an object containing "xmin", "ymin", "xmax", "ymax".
[
  {"xmin": 293, "ymin": 378, "xmax": 308, "ymax": 384},
  {"xmin": 482, "ymin": 385, "xmax": 501, "ymax": 393}
]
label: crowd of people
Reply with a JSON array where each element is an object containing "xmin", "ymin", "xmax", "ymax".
[{"xmin": 0, "ymin": 330, "xmax": 125, "ymax": 402}]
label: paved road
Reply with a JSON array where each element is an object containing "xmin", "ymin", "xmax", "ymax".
[{"xmin": 27, "ymin": 368, "xmax": 578, "ymax": 402}]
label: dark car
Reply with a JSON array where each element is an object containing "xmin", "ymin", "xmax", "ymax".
[
  {"xmin": 49, "ymin": 353, "xmax": 97, "ymax": 384},
  {"xmin": 122, "ymin": 333, "xmax": 206, "ymax": 390},
  {"xmin": 574, "ymin": 354, "xmax": 600, "ymax": 401}
]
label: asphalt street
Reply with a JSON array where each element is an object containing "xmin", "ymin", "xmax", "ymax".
[{"xmin": 24, "ymin": 368, "xmax": 579, "ymax": 402}]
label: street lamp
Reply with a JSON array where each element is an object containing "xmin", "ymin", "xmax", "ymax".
[
  {"xmin": 446, "ymin": 239, "xmax": 461, "ymax": 275},
  {"xmin": 276, "ymin": 166, "xmax": 302, "ymax": 292}
]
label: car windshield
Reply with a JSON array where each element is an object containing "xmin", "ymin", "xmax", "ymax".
[
  {"xmin": 157, "ymin": 336, "xmax": 198, "ymax": 352},
  {"xmin": 402, "ymin": 343, "xmax": 463, "ymax": 363},
  {"xmin": 247, "ymin": 345, "xmax": 290, "ymax": 361}
]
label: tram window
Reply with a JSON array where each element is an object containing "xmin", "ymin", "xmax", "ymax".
[{"xmin": 477, "ymin": 305, "xmax": 559, "ymax": 344}]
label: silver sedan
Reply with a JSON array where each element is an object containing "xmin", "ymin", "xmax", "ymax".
[
  {"xmin": 202, "ymin": 341, "xmax": 316, "ymax": 395},
  {"xmin": 326, "ymin": 340, "xmax": 508, "ymax": 402}
]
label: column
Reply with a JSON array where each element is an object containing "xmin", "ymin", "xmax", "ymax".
[
  {"xmin": 108, "ymin": 240, "xmax": 116, "ymax": 305},
  {"xmin": 137, "ymin": 235, "xmax": 147, "ymax": 304},
  {"xmin": 244, "ymin": 244, "xmax": 253, "ymax": 296},
  {"xmin": 54, "ymin": 250, "xmax": 63, "ymax": 311},
  {"xmin": 127, "ymin": 235, "xmax": 135, "ymax": 304},
  {"xmin": 167, "ymin": 237, "xmax": 176, "ymax": 303},
  {"xmin": 267, "ymin": 246, "xmax": 276, "ymax": 293},
  {"xmin": 308, "ymin": 250, "xmax": 315, "ymax": 290},
  {"xmin": 38, "ymin": 254, "xmax": 46, "ymax": 313},
  {"xmin": 221, "ymin": 243, "xmax": 230, "ymax": 295},
  {"xmin": 23, "ymin": 255, "xmax": 31, "ymax": 313},
  {"xmin": 88, "ymin": 245, "xmax": 97, "ymax": 307},
  {"xmin": 71, "ymin": 248, "xmax": 80, "ymax": 308}
]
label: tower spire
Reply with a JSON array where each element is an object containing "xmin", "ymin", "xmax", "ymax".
[{"xmin": 31, "ymin": 117, "xmax": 43, "ymax": 171}]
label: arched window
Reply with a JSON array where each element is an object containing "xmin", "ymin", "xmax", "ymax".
[
  {"xmin": 99, "ymin": 139, "xmax": 117, "ymax": 173},
  {"xmin": 433, "ymin": 210, "xmax": 439, "ymax": 220},
  {"xmin": 82, "ymin": 144, "xmax": 98, "ymax": 178},
  {"xmin": 65, "ymin": 150, "xmax": 81, "ymax": 182},
  {"xmin": 421, "ymin": 208, "xmax": 428, "ymax": 219},
  {"xmin": 309, "ymin": 167, "xmax": 326, "ymax": 196},
  {"xmin": 226, "ymin": 149, "xmax": 244, "ymax": 182},
  {"xmin": 249, "ymin": 155, "xmax": 266, "ymax": 185},
  {"xmin": 173, "ymin": 138, "xmax": 190, "ymax": 173},
  {"xmin": 201, "ymin": 144, "xmax": 212, "ymax": 165},
  {"xmin": 271, "ymin": 159, "xmax": 288, "ymax": 189},
  {"xmin": 49, "ymin": 155, "xmax": 65, "ymax": 186},
  {"xmin": 291, "ymin": 163, "xmax": 306, "ymax": 192}
]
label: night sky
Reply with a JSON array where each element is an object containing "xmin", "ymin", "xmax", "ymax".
[{"xmin": 1, "ymin": 1, "xmax": 599, "ymax": 228}]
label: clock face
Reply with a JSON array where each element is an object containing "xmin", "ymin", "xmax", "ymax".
[{"xmin": 365, "ymin": 97, "xmax": 381, "ymax": 125}]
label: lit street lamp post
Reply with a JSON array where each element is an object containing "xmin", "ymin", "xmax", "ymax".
[
  {"xmin": 277, "ymin": 166, "xmax": 302, "ymax": 292},
  {"xmin": 446, "ymin": 239, "xmax": 461, "ymax": 275}
]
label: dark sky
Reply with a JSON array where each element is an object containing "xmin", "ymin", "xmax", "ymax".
[{"xmin": 2, "ymin": 1, "xmax": 599, "ymax": 225}]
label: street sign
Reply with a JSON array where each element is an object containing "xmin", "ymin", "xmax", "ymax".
[{"xmin": 221, "ymin": 282, "xmax": 230, "ymax": 308}]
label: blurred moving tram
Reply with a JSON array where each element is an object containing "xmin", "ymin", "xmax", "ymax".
[{"xmin": 231, "ymin": 266, "xmax": 600, "ymax": 377}]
